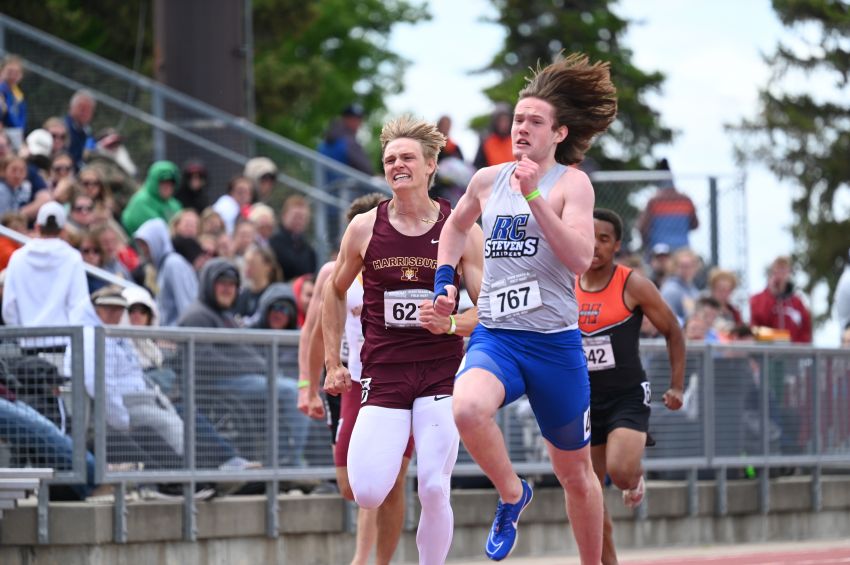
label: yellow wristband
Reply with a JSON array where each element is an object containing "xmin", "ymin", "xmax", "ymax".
[
  {"xmin": 447, "ymin": 315, "xmax": 457, "ymax": 335},
  {"xmin": 524, "ymin": 189, "xmax": 541, "ymax": 202},
  {"xmin": 297, "ymin": 379, "xmax": 310, "ymax": 389}
]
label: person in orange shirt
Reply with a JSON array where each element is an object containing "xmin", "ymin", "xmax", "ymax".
[
  {"xmin": 472, "ymin": 103, "xmax": 513, "ymax": 169},
  {"xmin": 0, "ymin": 211, "xmax": 26, "ymax": 271},
  {"xmin": 576, "ymin": 208, "xmax": 685, "ymax": 565}
]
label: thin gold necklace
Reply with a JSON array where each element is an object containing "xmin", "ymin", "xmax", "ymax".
[{"xmin": 390, "ymin": 199, "xmax": 444, "ymax": 224}]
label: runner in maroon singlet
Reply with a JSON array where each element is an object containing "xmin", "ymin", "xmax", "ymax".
[{"xmin": 323, "ymin": 115, "xmax": 483, "ymax": 565}]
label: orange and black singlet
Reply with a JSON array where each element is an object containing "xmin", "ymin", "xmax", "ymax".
[{"xmin": 575, "ymin": 264, "xmax": 647, "ymax": 393}]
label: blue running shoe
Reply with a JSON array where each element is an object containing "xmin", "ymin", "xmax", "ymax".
[{"xmin": 485, "ymin": 478, "xmax": 533, "ymax": 561}]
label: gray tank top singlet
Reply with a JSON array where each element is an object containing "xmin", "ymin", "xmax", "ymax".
[{"xmin": 477, "ymin": 162, "xmax": 579, "ymax": 332}]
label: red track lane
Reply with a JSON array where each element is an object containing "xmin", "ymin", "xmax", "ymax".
[{"xmin": 627, "ymin": 547, "xmax": 850, "ymax": 565}]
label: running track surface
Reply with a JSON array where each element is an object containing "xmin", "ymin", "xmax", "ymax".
[{"xmin": 446, "ymin": 539, "xmax": 850, "ymax": 565}]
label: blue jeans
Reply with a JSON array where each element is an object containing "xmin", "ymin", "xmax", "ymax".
[
  {"xmin": 0, "ymin": 397, "xmax": 96, "ymax": 499},
  {"xmin": 202, "ymin": 375, "xmax": 310, "ymax": 466}
]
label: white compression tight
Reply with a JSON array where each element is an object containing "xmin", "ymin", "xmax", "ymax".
[{"xmin": 348, "ymin": 397, "xmax": 459, "ymax": 565}]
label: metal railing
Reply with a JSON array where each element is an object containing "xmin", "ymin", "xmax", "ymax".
[
  {"xmin": 2, "ymin": 325, "xmax": 850, "ymax": 541},
  {"xmin": 0, "ymin": 13, "xmax": 390, "ymax": 259}
]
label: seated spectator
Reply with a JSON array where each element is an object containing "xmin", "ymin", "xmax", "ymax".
[
  {"xmin": 78, "ymin": 165, "xmax": 116, "ymax": 223},
  {"xmin": 269, "ymin": 195, "xmax": 316, "ymax": 282},
  {"xmin": 92, "ymin": 219, "xmax": 136, "ymax": 277},
  {"xmin": 133, "ymin": 218, "xmax": 198, "ymax": 326},
  {"xmin": 43, "ymin": 116, "xmax": 68, "ymax": 158},
  {"xmin": 177, "ymin": 259, "xmax": 310, "ymax": 465},
  {"xmin": 169, "ymin": 208, "xmax": 200, "ymax": 239},
  {"xmin": 79, "ymin": 231, "xmax": 108, "ymax": 294},
  {"xmin": 252, "ymin": 282, "xmax": 299, "ymax": 376},
  {"xmin": 121, "ymin": 161, "xmax": 182, "ymax": 236},
  {"xmin": 23, "ymin": 129, "xmax": 51, "ymax": 194},
  {"xmin": 706, "ymin": 268, "xmax": 743, "ymax": 330},
  {"xmin": 67, "ymin": 192, "xmax": 97, "ymax": 232},
  {"xmin": 231, "ymin": 218, "xmax": 256, "ymax": 273},
  {"xmin": 235, "ymin": 243, "xmax": 282, "ymax": 323},
  {"xmin": 89, "ymin": 127, "xmax": 137, "ymax": 178},
  {"xmin": 243, "ymin": 157, "xmax": 278, "ymax": 204},
  {"xmin": 750, "ymin": 255, "xmax": 812, "ymax": 343},
  {"xmin": 0, "ymin": 391, "xmax": 98, "ymax": 500},
  {"xmin": 175, "ymin": 159, "xmax": 209, "ymax": 214},
  {"xmin": 683, "ymin": 296, "xmax": 721, "ymax": 343},
  {"xmin": 172, "ymin": 235, "xmax": 209, "ymax": 273},
  {"xmin": 247, "ymin": 202, "xmax": 275, "ymax": 245},
  {"xmin": 0, "ymin": 156, "xmax": 40, "ymax": 219},
  {"xmin": 64, "ymin": 90, "xmax": 96, "ymax": 171},
  {"xmin": 0, "ymin": 211, "xmax": 26, "ymax": 270},
  {"xmin": 47, "ymin": 152, "xmax": 75, "ymax": 199},
  {"xmin": 212, "ymin": 175, "xmax": 253, "ymax": 236},
  {"xmin": 637, "ymin": 158, "xmax": 699, "ymax": 255},
  {"xmin": 0, "ymin": 130, "xmax": 13, "ymax": 163},
  {"xmin": 660, "ymin": 248, "xmax": 701, "ymax": 323},
  {"xmin": 91, "ymin": 285, "xmax": 250, "ymax": 471},
  {"xmin": 199, "ymin": 207, "xmax": 225, "ymax": 237}
]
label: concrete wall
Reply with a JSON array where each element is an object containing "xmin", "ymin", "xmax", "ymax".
[{"xmin": 1, "ymin": 476, "xmax": 849, "ymax": 564}]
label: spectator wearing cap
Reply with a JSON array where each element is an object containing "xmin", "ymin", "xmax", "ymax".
[
  {"xmin": 212, "ymin": 175, "xmax": 253, "ymax": 236},
  {"xmin": 121, "ymin": 160, "xmax": 183, "ymax": 236},
  {"xmin": 243, "ymin": 157, "xmax": 278, "ymax": 204},
  {"xmin": 473, "ymin": 103, "xmax": 513, "ymax": 169},
  {"xmin": 133, "ymin": 217, "xmax": 198, "ymax": 326},
  {"xmin": 23, "ymin": 129, "xmax": 51, "ymax": 194},
  {"xmin": 175, "ymin": 160, "xmax": 210, "ymax": 214},
  {"xmin": 64, "ymin": 90, "xmax": 97, "ymax": 171},
  {"xmin": 2, "ymin": 201, "xmax": 98, "ymax": 328},
  {"xmin": 318, "ymin": 103, "xmax": 375, "ymax": 176},
  {"xmin": 0, "ymin": 55, "xmax": 27, "ymax": 149},
  {"xmin": 178, "ymin": 258, "xmax": 311, "ymax": 465},
  {"xmin": 649, "ymin": 242, "xmax": 672, "ymax": 288}
]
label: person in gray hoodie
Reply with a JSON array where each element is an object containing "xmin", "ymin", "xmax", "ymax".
[
  {"xmin": 178, "ymin": 258, "xmax": 309, "ymax": 466},
  {"xmin": 133, "ymin": 218, "xmax": 198, "ymax": 326}
]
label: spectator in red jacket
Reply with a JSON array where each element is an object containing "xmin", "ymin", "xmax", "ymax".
[{"xmin": 750, "ymin": 256, "xmax": 812, "ymax": 343}]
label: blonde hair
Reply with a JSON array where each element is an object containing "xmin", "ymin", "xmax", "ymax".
[
  {"xmin": 519, "ymin": 52, "xmax": 617, "ymax": 165},
  {"xmin": 379, "ymin": 115, "xmax": 446, "ymax": 187},
  {"xmin": 708, "ymin": 268, "xmax": 738, "ymax": 290}
]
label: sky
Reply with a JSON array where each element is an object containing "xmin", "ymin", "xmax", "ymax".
[{"xmin": 386, "ymin": 0, "xmax": 840, "ymax": 345}]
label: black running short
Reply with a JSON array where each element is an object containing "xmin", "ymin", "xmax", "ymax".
[{"xmin": 590, "ymin": 382, "xmax": 651, "ymax": 446}]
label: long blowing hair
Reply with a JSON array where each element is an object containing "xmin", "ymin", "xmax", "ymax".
[{"xmin": 519, "ymin": 52, "xmax": 618, "ymax": 165}]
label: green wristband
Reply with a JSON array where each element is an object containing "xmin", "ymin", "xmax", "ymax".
[
  {"xmin": 297, "ymin": 379, "xmax": 310, "ymax": 389},
  {"xmin": 524, "ymin": 189, "xmax": 541, "ymax": 202}
]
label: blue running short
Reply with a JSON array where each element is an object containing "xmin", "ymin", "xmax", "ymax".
[{"xmin": 457, "ymin": 324, "xmax": 590, "ymax": 451}]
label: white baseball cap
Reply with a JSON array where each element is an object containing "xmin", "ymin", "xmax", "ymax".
[{"xmin": 35, "ymin": 201, "xmax": 67, "ymax": 229}]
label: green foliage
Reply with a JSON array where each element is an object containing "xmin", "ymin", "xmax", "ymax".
[
  {"xmin": 479, "ymin": 0, "xmax": 674, "ymax": 171},
  {"xmin": 730, "ymin": 0, "xmax": 850, "ymax": 321},
  {"xmin": 251, "ymin": 0, "xmax": 428, "ymax": 147}
]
